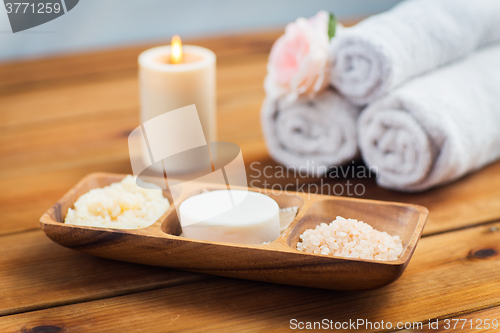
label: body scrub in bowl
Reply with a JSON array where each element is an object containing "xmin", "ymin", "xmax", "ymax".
[
  {"xmin": 65, "ymin": 175, "xmax": 169, "ymax": 229},
  {"xmin": 297, "ymin": 216, "xmax": 403, "ymax": 261}
]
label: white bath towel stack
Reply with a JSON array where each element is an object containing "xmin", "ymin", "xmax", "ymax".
[
  {"xmin": 358, "ymin": 45, "xmax": 500, "ymax": 192},
  {"xmin": 262, "ymin": 0, "xmax": 500, "ymax": 191},
  {"xmin": 261, "ymin": 90, "xmax": 360, "ymax": 176},
  {"xmin": 330, "ymin": 0, "xmax": 500, "ymax": 105}
]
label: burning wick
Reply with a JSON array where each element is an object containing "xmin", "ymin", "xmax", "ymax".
[{"xmin": 171, "ymin": 35, "xmax": 183, "ymax": 64}]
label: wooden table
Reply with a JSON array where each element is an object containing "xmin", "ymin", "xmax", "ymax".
[{"xmin": 1, "ymin": 29, "xmax": 499, "ymax": 332}]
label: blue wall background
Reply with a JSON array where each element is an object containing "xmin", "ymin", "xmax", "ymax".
[{"xmin": 0, "ymin": 0, "xmax": 403, "ymax": 62}]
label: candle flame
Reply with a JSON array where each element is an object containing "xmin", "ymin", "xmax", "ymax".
[{"xmin": 171, "ymin": 35, "xmax": 183, "ymax": 64}]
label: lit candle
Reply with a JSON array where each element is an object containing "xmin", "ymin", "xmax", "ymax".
[
  {"xmin": 138, "ymin": 36, "xmax": 216, "ymax": 173},
  {"xmin": 170, "ymin": 35, "xmax": 183, "ymax": 64}
]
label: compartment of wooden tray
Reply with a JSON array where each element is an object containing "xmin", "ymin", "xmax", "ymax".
[{"xmin": 40, "ymin": 172, "xmax": 428, "ymax": 291}]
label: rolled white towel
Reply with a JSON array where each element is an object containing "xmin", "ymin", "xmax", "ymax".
[
  {"xmin": 261, "ymin": 89, "xmax": 361, "ymax": 176},
  {"xmin": 358, "ymin": 45, "xmax": 500, "ymax": 192},
  {"xmin": 330, "ymin": 0, "xmax": 500, "ymax": 106}
]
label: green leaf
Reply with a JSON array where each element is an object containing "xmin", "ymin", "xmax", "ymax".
[{"xmin": 328, "ymin": 13, "xmax": 337, "ymax": 40}]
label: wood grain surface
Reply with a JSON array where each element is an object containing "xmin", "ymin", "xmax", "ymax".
[
  {"xmin": 404, "ymin": 306, "xmax": 500, "ymax": 332},
  {"xmin": 0, "ymin": 229, "xmax": 207, "ymax": 317},
  {"xmin": 1, "ymin": 27, "xmax": 499, "ymax": 331},
  {"xmin": 1, "ymin": 222, "xmax": 499, "ymax": 332}
]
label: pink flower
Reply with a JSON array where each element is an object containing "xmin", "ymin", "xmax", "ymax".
[{"xmin": 265, "ymin": 11, "xmax": 331, "ymax": 103}]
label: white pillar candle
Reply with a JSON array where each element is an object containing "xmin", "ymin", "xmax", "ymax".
[
  {"xmin": 180, "ymin": 190, "xmax": 281, "ymax": 244},
  {"xmin": 138, "ymin": 40, "xmax": 216, "ymax": 173}
]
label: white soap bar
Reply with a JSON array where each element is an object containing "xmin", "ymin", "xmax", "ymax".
[{"xmin": 180, "ymin": 190, "xmax": 280, "ymax": 244}]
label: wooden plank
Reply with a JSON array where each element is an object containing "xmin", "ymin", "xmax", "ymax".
[
  {"xmin": 0, "ymin": 19, "xmax": 361, "ymax": 93},
  {"xmin": 362, "ymin": 161, "xmax": 500, "ymax": 235},
  {"xmin": 0, "ymin": 56, "xmax": 269, "ymax": 235},
  {"xmin": 0, "ymin": 163, "xmax": 132, "ymax": 236},
  {"xmin": 0, "ymin": 98, "xmax": 267, "ymax": 236},
  {"xmin": 246, "ymin": 157, "xmax": 500, "ymax": 236},
  {"xmin": 3, "ymin": 143, "xmax": 500, "ymax": 237},
  {"xmin": 0, "ymin": 107, "xmax": 137, "ymax": 236},
  {"xmin": 0, "ymin": 77, "xmax": 139, "ymax": 128},
  {"xmin": 3, "ymin": 97, "xmax": 500, "ymax": 236},
  {"xmin": 0, "ymin": 31, "xmax": 281, "ymax": 92},
  {"xmin": 1, "ymin": 222, "xmax": 499, "ymax": 332},
  {"xmin": 0, "ymin": 230, "xmax": 207, "ymax": 317},
  {"xmin": 0, "ymin": 53, "xmax": 267, "ymax": 129},
  {"xmin": 3, "ymin": 26, "xmax": 500, "ymax": 238},
  {"xmin": 402, "ymin": 306, "xmax": 500, "ymax": 332}
]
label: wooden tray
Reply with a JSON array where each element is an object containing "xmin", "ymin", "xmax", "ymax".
[{"xmin": 40, "ymin": 172, "xmax": 428, "ymax": 291}]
